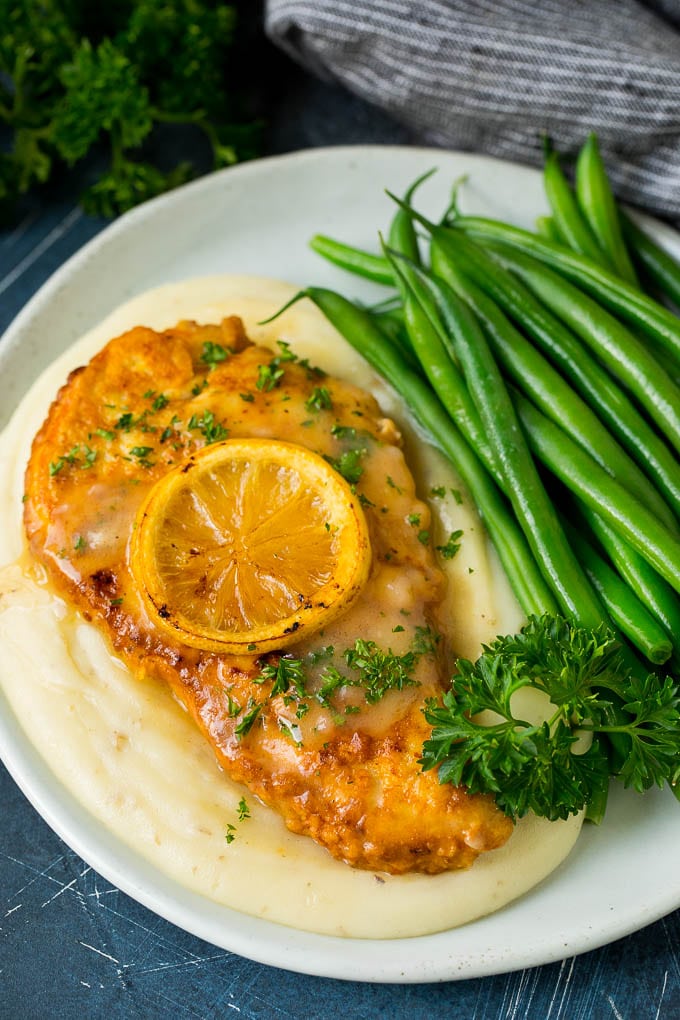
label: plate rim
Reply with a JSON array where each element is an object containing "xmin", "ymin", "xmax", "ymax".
[{"xmin": 2, "ymin": 143, "xmax": 679, "ymax": 983}]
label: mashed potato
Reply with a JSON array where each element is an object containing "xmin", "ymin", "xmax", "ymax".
[{"xmin": 0, "ymin": 275, "xmax": 582, "ymax": 938}]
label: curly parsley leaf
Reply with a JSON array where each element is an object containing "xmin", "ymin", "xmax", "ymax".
[
  {"xmin": 0, "ymin": 2, "xmax": 260, "ymax": 220},
  {"xmin": 52, "ymin": 38, "xmax": 153, "ymax": 163},
  {"xmin": 421, "ymin": 614, "xmax": 680, "ymax": 821}
]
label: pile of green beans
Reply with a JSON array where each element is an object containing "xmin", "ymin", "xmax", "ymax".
[{"xmin": 304, "ymin": 136, "xmax": 680, "ymax": 685}]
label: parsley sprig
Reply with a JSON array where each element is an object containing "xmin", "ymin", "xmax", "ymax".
[
  {"xmin": 421, "ymin": 615, "xmax": 680, "ymax": 821},
  {"xmin": 1, "ymin": 3, "xmax": 260, "ymax": 221},
  {"xmin": 317, "ymin": 628, "xmax": 438, "ymax": 708}
]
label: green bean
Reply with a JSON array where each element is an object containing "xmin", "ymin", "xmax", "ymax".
[
  {"xmin": 422, "ymin": 227, "xmax": 680, "ymax": 520},
  {"xmin": 308, "ymin": 235, "xmax": 393, "ymax": 285},
  {"xmin": 452, "ymin": 215, "xmax": 680, "ymax": 367},
  {"xmin": 543, "ymin": 146, "xmax": 611, "ymax": 268},
  {"xmin": 421, "ymin": 245, "xmax": 680, "ymax": 646},
  {"xmin": 298, "ymin": 286, "xmax": 559, "ymax": 617},
  {"xmin": 649, "ymin": 342, "xmax": 680, "ymax": 387},
  {"xmin": 513, "ymin": 389, "xmax": 680, "ymax": 594},
  {"xmin": 424, "ymin": 238, "xmax": 680, "ymax": 640},
  {"xmin": 381, "ymin": 245, "xmax": 502, "ymax": 477},
  {"xmin": 368, "ymin": 307, "xmax": 422, "ymax": 376},
  {"xmin": 574, "ymin": 502, "xmax": 680, "ymax": 655},
  {"xmin": 561, "ymin": 520, "xmax": 672, "ymax": 663},
  {"xmin": 386, "ymin": 247, "xmax": 522, "ymax": 480},
  {"xmin": 485, "ymin": 244, "xmax": 680, "ymax": 457},
  {"xmin": 574, "ymin": 134, "xmax": 639, "ymax": 285},
  {"xmin": 535, "ymin": 216, "xmax": 563, "ymax": 243},
  {"xmin": 388, "ymin": 247, "xmax": 680, "ymax": 647},
  {"xmin": 400, "ymin": 291, "xmax": 498, "ymax": 477},
  {"xmin": 309, "ymin": 171, "xmax": 435, "ymax": 286},
  {"xmin": 426, "ymin": 245, "xmax": 677, "ymax": 531},
  {"xmin": 621, "ymin": 211, "xmax": 680, "ymax": 308},
  {"xmin": 396, "ymin": 263, "xmax": 606, "ymax": 628},
  {"xmin": 388, "ymin": 168, "xmax": 436, "ymax": 265}
]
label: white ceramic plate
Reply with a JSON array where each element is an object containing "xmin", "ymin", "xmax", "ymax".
[{"xmin": 1, "ymin": 146, "xmax": 680, "ymax": 983}]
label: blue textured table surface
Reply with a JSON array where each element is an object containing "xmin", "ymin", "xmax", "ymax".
[{"xmin": 1, "ymin": 37, "xmax": 679, "ymax": 1020}]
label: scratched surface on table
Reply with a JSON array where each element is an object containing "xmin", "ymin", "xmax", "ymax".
[
  {"xmin": 2, "ymin": 85, "xmax": 680, "ymax": 1020},
  {"xmin": 2, "ymin": 765, "xmax": 679, "ymax": 1020}
]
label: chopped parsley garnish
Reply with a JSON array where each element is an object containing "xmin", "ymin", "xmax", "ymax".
[
  {"xmin": 81, "ymin": 446, "xmax": 97, "ymax": 468},
  {"xmin": 239, "ymin": 392, "xmax": 255, "ymax": 403},
  {"xmin": 255, "ymin": 340, "xmax": 305, "ymax": 394},
  {"xmin": 275, "ymin": 340, "xmax": 297, "ymax": 362},
  {"xmin": 315, "ymin": 664, "xmax": 348, "ymax": 709},
  {"xmin": 430, "ymin": 485, "xmax": 446, "ymax": 498},
  {"xmin": 115, "ymin": 412, "xmax": 135, "ymax": 432},
  {"xmin": 308, "ymin": 645, "xmax": 335, "ymax": 664},
  {"xmin": 315, "ymin": 631, "xmax": 438, "ymax": 709},
  {"xmin": 256, "ymin": 656, "xmax": 306, "ymax": 698},
  {"xmin": 188, "ymin": 409, "xmax": 229, "ymax": 445},
  {"xmin": 342, "ymin": 639, "xmax": 422, "ymax": 704},
  {"xmin": 129, "ymin": 445, "xmax": 154, "ymax": 468},
  {"xmin": 237, "ymin": 796, "xmax": 250, "ymax": 822},
  {"xmin": 96, "ymin": 428, "xmax": 116, "ymax": 441},
  {"xmin": 305, "ymin": 386, "xmax": 333, "ymax": 412},
  {"xmin": 325, "ymin": 448, "xmax": 366, "ymax": 486},
  {"xmin": 417, "ymin": 529, "xmax": 430, "ymax": 545},
  {"xmin": 407, "ymin": 513, "xmax": 421, "ymax": 526},
  {"xmin": 331, "ymin": 424, "xmax": 357, "ymax": 440},
  {"xmin": 256, "ymin": 363, "xmax": 285, "ymax": 392},
  {"xmin": 247, "ymin": 631, "xmax": 439, "ymax": 726},
  {"xmin": 299, "ymin": 358, "xmax": 324, "ymax": 379},
  {"xmin": 151, "ymin": 393, "xmax": 169, "ymax": 412},
  {"xmin": 201, "ymin": 341, "xmax": 230, "ymax": 367},
  {"xmin": 413, "ymin": 626, "xmax": 439, "ymax": 656},
  {"xmin": 225, "ymin": 823, "xmax": 237, "ymax": 844},
  {"xmin": 436, "ymin": 529, "xmax": 464, "ymax": 559},
  {"xmin": 50, "ymin": 444, "xmax": 97, "ymax": 474},
  {"xmin": 226, "ymin": 694, "xmax": 241, "ymax": 718},
  {"xmin": 73, "ymin": 534, "xmax": 86, "ymax": 551},
  {"xmin": 234, "ymin": 701, "xmax": 262, "ymax": 738}
]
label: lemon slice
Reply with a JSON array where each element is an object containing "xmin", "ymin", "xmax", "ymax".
[{"xmin": 129, "ymin": 438, "xmax": 371, "ymax": 654}]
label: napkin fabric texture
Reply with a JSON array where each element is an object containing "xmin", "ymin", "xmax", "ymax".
[{"xmin": 265, "ymin": 0, "xmax": 680, "ymax": 219}]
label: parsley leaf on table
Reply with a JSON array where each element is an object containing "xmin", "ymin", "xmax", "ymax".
[{"xmin": 0, "ymin": 1, "xmax": 260, "ymax": 220}]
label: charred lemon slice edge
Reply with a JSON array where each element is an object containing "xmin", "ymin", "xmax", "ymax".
[{"xmin": 129, "ymin": 438, "xmax": 371, "ymax": 654}]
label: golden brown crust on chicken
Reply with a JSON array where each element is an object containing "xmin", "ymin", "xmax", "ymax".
[{"xmin": 23, "ymin": 318, "xmax": 512, "ymax": 874}]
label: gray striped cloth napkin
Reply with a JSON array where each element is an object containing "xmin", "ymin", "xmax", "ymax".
[{"xmin": 265, "ymin": 0, "xmax": 680, "ymax": 218}]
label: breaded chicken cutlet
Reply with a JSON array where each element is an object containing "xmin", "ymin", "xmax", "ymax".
[{"xmin": 23, "ymin": 316, "xmax": 512, "ymax": 874}]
